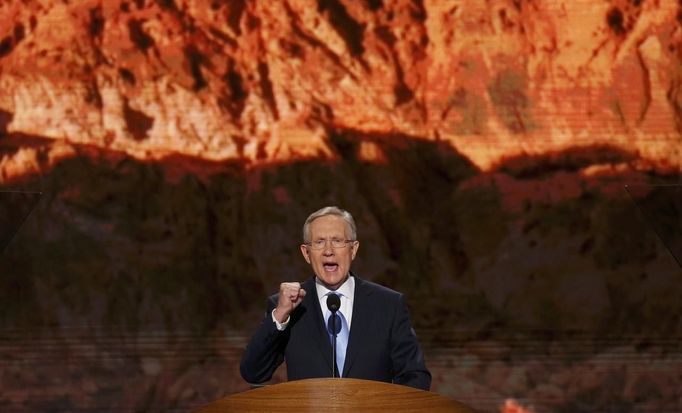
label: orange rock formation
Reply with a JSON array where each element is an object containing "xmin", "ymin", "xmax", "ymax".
[{"xmin": 1, "ymin": 0, "xmax": 681, "ymax": 182}]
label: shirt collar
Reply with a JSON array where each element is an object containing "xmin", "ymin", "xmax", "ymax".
[{"xmin": 315, "ymin": 275, "xmax": 355, "ymax": 302}]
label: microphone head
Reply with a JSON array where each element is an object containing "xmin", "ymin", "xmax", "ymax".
[{"xmin": 326, "ymin": 293, "xmax": 341, "ymax": 312}]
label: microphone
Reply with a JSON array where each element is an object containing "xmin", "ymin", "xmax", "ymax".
[
  {"xmin": 327, "ymin": 293, "xmax": 340, "ymax": 312},
  {"xmin": 326, "ymin": 293, "xmax": 341, "ymax": 378}
]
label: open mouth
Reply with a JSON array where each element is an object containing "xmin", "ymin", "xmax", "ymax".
[{"xmin": 323, "ymin": 263, "xmax": 339, "ymax": 272}]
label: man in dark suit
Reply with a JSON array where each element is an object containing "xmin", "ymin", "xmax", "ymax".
[{"xmin": 240, "ymin": 206, "xmax": 431, "ymax": 390}]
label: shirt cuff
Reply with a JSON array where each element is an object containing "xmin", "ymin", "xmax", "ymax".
[{"xmin": 271, "ymin": 308, "xmax": 290, "ymax": 330}]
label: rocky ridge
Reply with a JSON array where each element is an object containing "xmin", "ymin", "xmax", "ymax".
[{"xmin": 0, "ymin": 0, "xmax": 681, "ymax": 182}]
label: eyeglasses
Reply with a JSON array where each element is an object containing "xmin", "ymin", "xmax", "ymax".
[{"xmin": 305, "ymin": 238, "xmax": 356, "ymax": 250}]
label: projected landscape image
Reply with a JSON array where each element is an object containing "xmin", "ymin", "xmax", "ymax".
[{"xmin": 1, "ymin": 1, "xmax": 681, "ymax": 412}]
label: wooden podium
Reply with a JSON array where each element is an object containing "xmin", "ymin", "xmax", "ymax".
[{"xmin": 193, "ymin": 378, "xmax": 477, "ymax": 413}]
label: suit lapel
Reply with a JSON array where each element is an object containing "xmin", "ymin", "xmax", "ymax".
[
  {"xmin": 301, "ymin": 277, "xmax": 334, "ymax": 371},
  {"xmin": 342, "ymin": 276, "xmax": 373, "ymax": 377}
]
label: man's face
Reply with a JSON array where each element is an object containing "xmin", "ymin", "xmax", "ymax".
[{"xmin": 300, "ymin": 215, "xmax": 359, "ymax": 290}]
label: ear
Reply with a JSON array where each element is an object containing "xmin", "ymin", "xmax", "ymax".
[
  {"xmin": 300, "ymin": 244, "xmax": 311, "ymax": 264},
  {"xmin": 350, "ymin": 241, "xmax": 359, "ymax": 260}
]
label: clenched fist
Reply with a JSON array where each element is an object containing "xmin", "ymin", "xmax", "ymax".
[{"xmin": 273, "ymin": 282, "xmax": 307, "ymax": 323}]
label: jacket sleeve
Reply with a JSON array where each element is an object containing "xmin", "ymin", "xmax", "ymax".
[
  {"xmin": 389, "ymin": 294, "xmax": 432, "ymax": 391},
  {"xmin": 239, "ymin": 295, "xmax": 289, "ymax": 384}
]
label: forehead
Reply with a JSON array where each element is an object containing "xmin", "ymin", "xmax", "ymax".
[{"xmin": 309, "ymin": 215, "xmax": 350, "ymax": 237}]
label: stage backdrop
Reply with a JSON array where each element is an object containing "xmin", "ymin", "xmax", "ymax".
[{"xmin": 1, "ymin": 1, "xmax": 681, "ymax": 412}]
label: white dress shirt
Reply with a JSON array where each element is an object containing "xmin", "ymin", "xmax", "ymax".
[{"xmin": 315, "ymin": 275, "xmax": 354, "ymax": 330}]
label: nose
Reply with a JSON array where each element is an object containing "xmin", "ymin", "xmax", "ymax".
[{"xmin": 322, "ymin": 241, "xmax": 334, "ymax": 255}]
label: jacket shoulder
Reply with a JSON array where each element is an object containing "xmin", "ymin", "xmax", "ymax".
[{"xmin": 354, "ymin": 276, "xmax": 403, "ymax": 301}]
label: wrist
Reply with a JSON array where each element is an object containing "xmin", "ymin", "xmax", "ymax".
[{"xmin": 273, "ymin": 307, "xmax": 289, "ymax": 323}]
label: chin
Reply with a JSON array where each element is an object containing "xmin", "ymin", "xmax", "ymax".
[{"xmin": 319, "ymin": 273, "xmax": 346, "ymax": 288}]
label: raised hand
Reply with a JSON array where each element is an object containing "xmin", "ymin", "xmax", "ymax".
[{"xmin": 273, "ymin": 282, "xmax": 306, "ymax": 323}]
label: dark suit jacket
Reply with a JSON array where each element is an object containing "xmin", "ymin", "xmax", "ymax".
[{"xmin": 240, "ymin": 275, "xmax": 431, "ymax": 390}]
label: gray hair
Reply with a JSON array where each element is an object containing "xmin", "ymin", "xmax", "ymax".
[{"xmin": 302, "ymin": 206, "xmax": 357, "ymax": 243}]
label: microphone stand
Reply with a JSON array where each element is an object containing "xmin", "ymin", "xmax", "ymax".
[
  {"xmin": 326, "ymin": 293, "xmax": 341, "ymax": 378},
  {"xmin": 331, "ymin": 308, "xmax": 338, "ymax": 378}
]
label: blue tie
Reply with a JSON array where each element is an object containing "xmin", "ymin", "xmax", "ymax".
[{"xmin": 326, "ymin": 296, "xmax": 349, "ymax": 377}]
